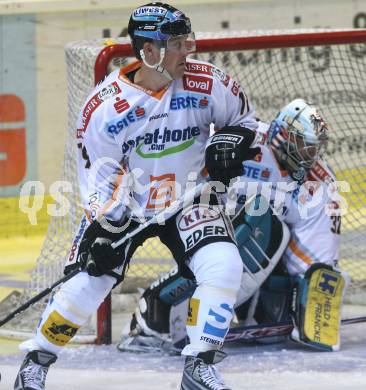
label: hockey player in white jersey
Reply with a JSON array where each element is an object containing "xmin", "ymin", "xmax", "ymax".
[
  {"xmin": 14, "ymin": 3, "xmax": 261, "ymax": 390},
  {"xmin": 118, "ymin": 99, "xmax": 347, "ymax": 355}
]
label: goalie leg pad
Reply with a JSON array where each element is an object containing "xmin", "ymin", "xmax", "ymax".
[
  {"xmin": 234, "ymin": 195, "xmax": 290, "ymax": 305},
  {"xmin": 135, "ymin": 266, "xmax": 196, "ymax": 335},
  {"xmin": 117, "ymin": 267, "xmax": 195, "ymax": 354},
  {"xmin": 290, "ymin": 263, "xmax": 347, "ymax": 351}
]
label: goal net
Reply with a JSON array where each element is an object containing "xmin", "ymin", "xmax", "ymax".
[{"xmin": 1, "ymin": 29, "xmax": 366, "ymax": 343}]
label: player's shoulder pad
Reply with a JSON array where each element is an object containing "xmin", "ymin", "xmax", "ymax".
[
  {"xmin": 307, "ymin": 159, "xmax": 336, "ymax": 185},
  {"xmin": 184, "ymin": 59, "xmax": 231, "ymax": 87},
  {"xmin": 253, "ymin": 119, "xmax": 270, "ymax": 146},
  {"xmin": 77, "ymin": 70, "xmax": 122, "ymax": 138},
  {"xmin": 89, "ymin": 69, "xmax": 121, "ymax": 101}
]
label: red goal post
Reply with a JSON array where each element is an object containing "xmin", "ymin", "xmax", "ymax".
[{"xmin": 95, "ymin": 29, "xmax": 366, "ymax": 83}]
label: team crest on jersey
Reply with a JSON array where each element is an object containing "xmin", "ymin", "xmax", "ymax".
[{"xmin": 183, "ymin": 75, "xmax": 213, "ymax": 94}]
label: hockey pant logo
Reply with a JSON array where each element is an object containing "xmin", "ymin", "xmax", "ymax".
[
  {"xmin": 41, "ymin": 310, "xmax": 80, "ymax": 346},
  {"xmin": 202, "ymin": 303, "xmax": 233, "ymax": 344},
  {"xmin": 177, "ymin": 204, "xmax": 230, "ymax": 251}
]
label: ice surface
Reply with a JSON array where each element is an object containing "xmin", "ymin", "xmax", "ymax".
[{"xmin": 1, "ymin": 322, "xmax": 366, "ymax": 389}]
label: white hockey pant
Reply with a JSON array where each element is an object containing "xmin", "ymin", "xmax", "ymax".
[
  {"xmin": 181, "ymin": 242, "xmax": 242, "ymax": 357},
  {"xmin": 20, "ymin": 272, "xmax": 116, "ymax": 355}
]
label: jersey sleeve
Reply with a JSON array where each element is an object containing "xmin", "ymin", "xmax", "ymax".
[
  {"xmin": 76, "ymin": 89, "xmax": 127, "ymax": 223},
  {"xmin": 210, "ymin": 65, "xmax": 258, "ymax": 131},
  {"xmin": 282, "ymin": 181, "xmax": 341, "ymax": 276}
]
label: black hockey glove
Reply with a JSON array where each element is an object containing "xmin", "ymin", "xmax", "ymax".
[
  {"xmin": 205, "ymin": 126, "xmax": 260, "ymax": 186},
  {"xmin": 77, "ymin": 219, "xmax": 125, "ymax": 277}
]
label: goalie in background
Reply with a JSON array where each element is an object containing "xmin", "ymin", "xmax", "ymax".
[{"xmin": 118, "ymin": 98, "xmax": 348, "ymax": 355}]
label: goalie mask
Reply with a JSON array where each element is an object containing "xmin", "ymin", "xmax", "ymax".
[
  {"xmin": 268, "ymin": 99, "xmax": 329, "ymax": 182},
  {"xmin": 128, "ymin": 2, "xmax": 196, "ymax": 80}
]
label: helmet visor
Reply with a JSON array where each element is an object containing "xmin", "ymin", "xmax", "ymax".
[
  {"xmin": 160, "ymin": 18, "xmax": 192, "ymax": 36},
  {"xmin": 166, "ymin": 32, "xmax": 196, "ymax": 53}
]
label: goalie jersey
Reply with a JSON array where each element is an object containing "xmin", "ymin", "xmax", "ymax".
[
  {"xmin": 75, "ymin": 59, "xmax": 257, "ymax": 222},
  {"xmin": 233, "ymin": 125, "xmax": 341, "ymax": 276}
]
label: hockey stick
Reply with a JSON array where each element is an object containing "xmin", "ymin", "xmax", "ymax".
[
  {"xmin": 341, "ymin": 316, "xmax": 366, "ymax": 325},
  {"xmin": 225, "ymin": 316, "xmax": 366, "ymax": 343},
  {"xmin": 0, "ymin": 183, "xmax": 204, "ymax": 328},
  {"xmin": 110, "ymin": 182, "xmax": 205, "ymax": 250},
  {"xmin": 0, "ymin": 269, "xmax": 79, "ymax": 327}
]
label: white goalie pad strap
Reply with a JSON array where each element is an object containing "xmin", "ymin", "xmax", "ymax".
[{"xmin": 169, "ymin": 299, "xmax": 190, "ymax": 346}]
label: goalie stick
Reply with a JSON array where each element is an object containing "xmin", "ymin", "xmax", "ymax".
[
  {"xmin": 0, "ymin": 183, "xmax": 205, "ymax": 328},
  {"xmin": 224, "ymin": 316, "xmax": 366, "ymax": 344}
]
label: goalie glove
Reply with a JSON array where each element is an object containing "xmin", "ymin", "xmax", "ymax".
[
  {"xmin": 205, "ymin": 126, "xmax": 260, "ymax": 186},
  {"xmin": 77, "ymin": 219, "xmax": 126, "ymax": 277}
]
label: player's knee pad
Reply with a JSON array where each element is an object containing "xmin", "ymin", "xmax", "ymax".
[
  {"xmin": 35, "ymin": 272, "xmax": 115, "ymax": 353},
  {"xmin": 189, "ymin": 241, "xmax": 243, "ymax": 293},
  {"xmin": 54, "ymin": 271, "xmax": 116, "ymax": 318},
  {"xmin": 290, "ymin": 263, "xmax": 348, "ymax": 351},
  {"xmin": 234, "ymin": 194, "xmax": 290, "ymax": 306}
]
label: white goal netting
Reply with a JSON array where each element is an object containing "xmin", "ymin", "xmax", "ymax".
[{"xmin": 1, "ymin": 29, "xmax": 366, "ymax": 340}]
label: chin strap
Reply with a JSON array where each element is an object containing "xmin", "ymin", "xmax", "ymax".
[{"xmin": 139, "ymin": 47, "xmax": 173, "ymax": 81}]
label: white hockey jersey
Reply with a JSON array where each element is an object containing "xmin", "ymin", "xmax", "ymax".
[
  {"xmin": 76, "ymin": 59, "xmax": 258, "ymax": 222},
  {"xmin": 233, "ymin": 123, "xmax": 341, "ymax": 275}
]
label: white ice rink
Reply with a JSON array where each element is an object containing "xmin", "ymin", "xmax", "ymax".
[{"xmin": 1, "ymin": 320, "xmax": 366, "ymax": 390}]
